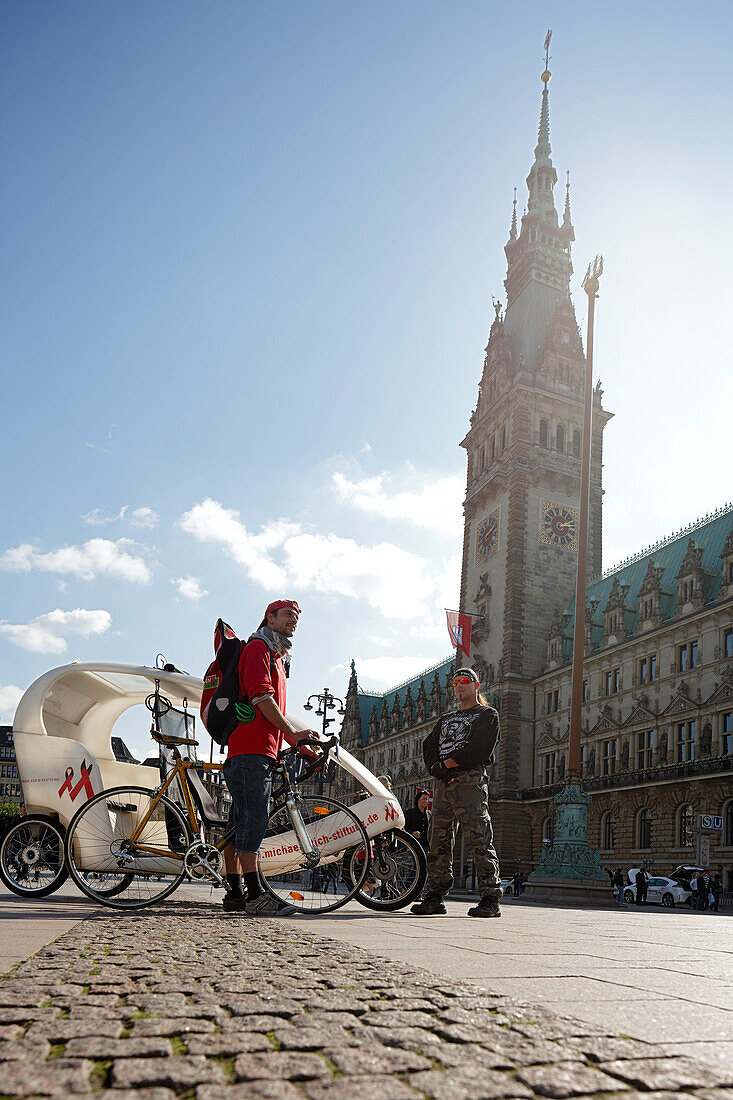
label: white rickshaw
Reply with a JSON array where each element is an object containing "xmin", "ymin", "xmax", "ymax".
[{"xmin": 2, "ymin": 661, "xmax": 426, "ymax": 913}]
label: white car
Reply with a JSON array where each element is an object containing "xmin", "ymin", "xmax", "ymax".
[
  {"xmin": 500, "ymin": 877, "xmax": 514, "ymax": 896},
  {"xmin": 623, "ymin": 874, "xmax": 691, "ymax": 907}
]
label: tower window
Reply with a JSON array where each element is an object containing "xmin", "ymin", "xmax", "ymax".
[
  {"xmin": 501, "ymin": 426, "xmax": 507, "ymax": 451},
  {"xmin": 539, "ymin": 420, "xmax": 548, "ymax": 448},
  {"xmin": 556, "ymin": 425, "xmax": 565, "ymax": 453},
  {"xmin": 491, "ymin": 436, "xmax": 496, "ymax": 461},
  {"xmin": 572, "ymin": 430, "xmax": 581, "ymax": 458}
]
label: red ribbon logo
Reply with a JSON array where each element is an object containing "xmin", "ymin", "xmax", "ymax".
[
  {"xmin": 58, "ymin": 760, "xmax": 94, "ymax": 803},
  {"xmin": 384, "ymin": 802, "xmax": 398, "ymax": 823}
]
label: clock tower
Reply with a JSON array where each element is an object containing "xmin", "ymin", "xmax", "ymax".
[{"xmin": 459, "ymin": 61, "xmax": 613, "ymax": 861}]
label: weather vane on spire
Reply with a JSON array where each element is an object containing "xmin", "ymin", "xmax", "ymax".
[{"xmin": 542, "ymin": 29, "xmax": 552, "ymax": 83}]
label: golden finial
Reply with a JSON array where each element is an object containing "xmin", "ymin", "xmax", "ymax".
[{"xmin": 541, "ymin": 29, "xmax": 552, "ymax": 83}]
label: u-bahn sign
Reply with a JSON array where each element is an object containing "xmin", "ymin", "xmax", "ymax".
[{"xmin": 697, "ymin": 814, "xmax": 723, "ymax": 833}]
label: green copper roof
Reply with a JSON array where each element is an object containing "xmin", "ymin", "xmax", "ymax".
[
  {"xmin": 355, "ymin": 655, "xmax": 455, "ymax": 748},
  {"xmin": 560, "ymin": 503, "xmax": 733, "ymax": 657}
]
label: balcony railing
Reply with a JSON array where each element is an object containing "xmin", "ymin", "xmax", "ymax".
[{"xmin": 522, "ymin": 752, "xmax": 733, "ymax": 801}]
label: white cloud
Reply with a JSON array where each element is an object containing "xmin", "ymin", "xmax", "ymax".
[
  {"xmin": 130, "ymin": 506, "xmax": 159, "ymax": 529},
  {"xmin": 0, "ymin": 538, "xmax": 152, "ymax": 584},
  {"xmin": 332, "ymin": 470, "xmax": 463, "ymax": 532},
  {"xmin": 83, "ymin": 506, "xmax": 128, "ymax": 526},
  {"xmin": 180, "ymin": 499, "xmax": 298, "ymax": 588},
  {"xmin": 0, "ymin": 685, "xmax": 23, "ymax": 723},
  {"xmin": 0, "ymin": 609, "xmax": 112, "ymax": 654},
  {"xmin": 172, "ymin": 575, "xmax": 208, "ymax": 601},
  {"xmin": 181, "ymin": 498, "xmax": 457, "ymax": 623},
  {"xmin": 283, "ymin": 533, "xmax": 434, "ymax": 618}
]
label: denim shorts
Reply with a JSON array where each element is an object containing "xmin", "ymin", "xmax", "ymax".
[{"xmin": 222, "ymin": 754, "xmax": 273, "ymax": 854}]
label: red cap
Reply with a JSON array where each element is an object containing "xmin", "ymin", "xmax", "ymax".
[{"xmin": 260, "ymin": 599, "xmax": 301, "ymax": 627}]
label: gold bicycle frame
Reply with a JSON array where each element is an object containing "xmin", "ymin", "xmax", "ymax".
[{"xmin": 126, "ymin": 749, "xmax": 226, "ymax": 861}]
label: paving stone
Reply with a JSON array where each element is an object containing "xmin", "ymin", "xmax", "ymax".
[
  {"xmin": 0, "ymin": 991, "xmax": 53, "ymax": 1007},
  {"xmin": 368, "ymin": 997, "xmax": 437, "ymax": 1012},
  {"xmin": 131, "ymin": 1017, "xmax": 217, "ymax": 1036},
  {"xmin": 407, "ymin": 1066, "xmax": 534, "ymax": 1099},
  {"xmin": 63, "ymin": 1036, "xmax": 172, "ymax": 1058},
  {"xmin": 89, "ymin": 1090, "xmax": 177, "ymax": 1100},
  {"xmin": 359, "ymin": 1009, "xmax": 440, "ymax": 1029},
  {"xmin": 198, "ymin": 1082, "xmax": 304, "ymax": 1099},
  {"xmin": 291, "ymin": 1010, "xmax": 364, "ymax": 1029},
  {"xmin": 0, "ymin": 1057, "xmax": 94, "ymax": 1096},
  {"xmin": 0, "ymin": 1037, "xmax": 52, "ymax": 1061},
  {"xmin": 185, "ymin": 1032, "xmax": 272, "ymax": 1055},
  {"xmin": 562, "ymin": 1036, "xmax": 660, "ymax": 1062},
  {"xmin": 482, "ymin": 1032, "xmax": 583, "ymax": 1068},
  {"xmin": 599, "ymin": 1057, "xmax": 733, "ymax": 1090},
  {"xmin": 515, "ymin": 1061, "xmax": 630, "ymax": 1097},
  {"xmin": 26, "ymin": 1018, "xmax": 125, "ymax": 1041},
  {"xmin": 274, "ymin": 1026, "xmax": 360, "ymax": 1050},
  {"xmin": 328, "ymin": 1044, "xmax": 432, "ymax": 1075},
  {"xmin": 144, "ymin": 1003, "xmax": 224, "ymax": 1019},
  {"xmin": 220, "ymin": 1014, "xmax": 296, "ymax": 1033},
  {"xmin": 111, "ymin": 1055, "xmax": 227, "ymax": 1089},
  {"xmin": 0, "ymin": 1007, "xmax": 57, "ymax": 1024},
  {"xmin": 234, "ymin": 1051, "xmax": 332, "ymax": 1081},
  {"xmin": 302, "ymin": 1077, "xmax": 420, "ymax": 1100},
  {"xmin": 0, "ymin": 1024, "xmax": 23, "ymax": 1040}
]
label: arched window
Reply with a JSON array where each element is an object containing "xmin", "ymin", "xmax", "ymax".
[
  {"xmin": 542, "ymin": 816, "xmax": 554, "ymax": 844},
  {"xmin": 724, "ymin": 800, "xmax": 733, "ymax": 847},
  {"xmin": 501, "ymin": 426, "xmax": 507, "ymax": 451},
  {"xmin": 539, "ymin": 419, "xmax": 548, "ymax": 448},
  {"xmin": 601, "ymin": 812, "xmax": 615, "ymax": 851},
  {"xmin": 638, "ymin": 808, "xmax": 652, "ymax": 850},
  {"xmin": 572, "ymin": 430, "xmax": 581, "ymax": 458},
  {"xmin": 556, "ymin": 425, "xmax": 565, "ymax": 453},
  {"xmin": 678, "ymin": 804, "xmax": 694, "ymax": 847},
  {"xmin": 491, "ymin": 436, "xmax": 496, "ymax": 460}
]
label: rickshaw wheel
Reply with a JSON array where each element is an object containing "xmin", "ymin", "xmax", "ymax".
[
  {"xmin": 65, "ymin": 785, "xmax": 192, "ymax": 910},
  {"xmin": 347, "ymin": 828, "xmax": 427, "ymax": 911},
  {"xmin": 0, "ymin": 815, "xmax": 69, "ymax": 898}
]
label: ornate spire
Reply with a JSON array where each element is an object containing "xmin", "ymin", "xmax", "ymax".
[
  {"xmin": 563, "ymin": 172, "xmax": 572, "ymax": 227},
  {"xmin": 535, "ymin": 78, "xmax": 551, "ymax": 161},
  {"xmin": 509, "ymin": 188, "xmax": 518, "ymax": 240}
]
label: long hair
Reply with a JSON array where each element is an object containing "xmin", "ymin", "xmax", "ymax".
[{"xmin": 476, "ymin": 691, "xmax": 490, "ymax": 707}]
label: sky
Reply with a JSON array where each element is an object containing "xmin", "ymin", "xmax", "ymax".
[{"xmin": 1, "ymin": 1, "xmax": 731, "ymax": 758}]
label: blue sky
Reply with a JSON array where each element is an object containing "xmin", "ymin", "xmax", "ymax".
[{"xmin": 1, "ymin": 2, "xmax": 731, "ymax": 757}]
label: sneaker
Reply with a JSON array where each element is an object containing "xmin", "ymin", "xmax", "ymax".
[
  {"xmin": 244, "ymin": 893, "xmax": 296, "ymax": 916},
  {"xmin": 467, "ymin": 896, "xmax": 501, "ymax": 918},
  {"xmin": 222, "ymin": 892, "xmax": 247, "ymax": 911},
  {"xmin": 410, "ymin": 893, "xmax": 447, "ymax": 915}
]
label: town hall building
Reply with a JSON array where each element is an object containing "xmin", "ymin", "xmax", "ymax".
[{"xmin": 336, "ymin": 63, "xmax": 733, "ymax": 891}]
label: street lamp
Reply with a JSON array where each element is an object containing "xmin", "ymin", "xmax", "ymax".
[{"xmin": 303, "ymin": 688, "xmax": 346, "ymax": 793}]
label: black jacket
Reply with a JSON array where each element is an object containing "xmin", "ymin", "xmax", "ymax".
[{"xmin": 422, "ymin": 705, "xmax": 500, "ymax": 784}]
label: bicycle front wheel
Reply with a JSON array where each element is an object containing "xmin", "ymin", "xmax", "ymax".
[
  {"xmin": 65, "ymin": 786, "xmax": 192, "ymax": 910},
  {"xmin": 260, "ymin": 795, "xmax": 370, "ymax": 914},
  {"xmin": 350, "ymin": 828, "xmax": 427, "ymax": 911},
  {"xmin": 0, "ymin": 815, "xmax": 69, "ymax": 898}
]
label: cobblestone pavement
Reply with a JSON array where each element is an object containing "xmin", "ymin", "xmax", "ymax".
[{"xmin": 1, "ymin": 897, "xmax": 731, "ymax": 1100}]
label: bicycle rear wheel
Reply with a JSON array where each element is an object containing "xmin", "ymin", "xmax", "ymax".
[
  {"xmin": 260, "ymin": 795, "xmax": 370, "ymax": 914},
  {"xmin": 349, "ymin": 828, "xmax": 427, "ymax": 911},
  {"xmin": 0, "ymin": 815, "xmax": 69, "ymax": 898},
  {"xmin": 65, "ymin": 786, "xmax": 192, "ymax": 910}
]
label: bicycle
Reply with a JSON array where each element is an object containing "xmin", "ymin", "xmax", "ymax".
[{"xmin": 64, "ymin": 687, "xmax": 371, "ymax": 913}]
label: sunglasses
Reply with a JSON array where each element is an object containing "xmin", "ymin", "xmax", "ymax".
[{"xmin": 452, "ymin": 676, "xmax": 476, "ymax": 685}]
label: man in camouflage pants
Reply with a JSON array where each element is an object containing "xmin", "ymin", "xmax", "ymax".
[{"xmin": 411, "ymin": 667, "xmax": 502, "ymax": 917}]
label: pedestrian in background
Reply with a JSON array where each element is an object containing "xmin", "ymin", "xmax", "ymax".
[
  {"xmin": 404, "ymin": 789, "xmax": 431, "ymax": 850},
  {"xmin": 613, "ymin": 867, "xmax": 624, "ymax": 904},
  {"xmin": 635, "ymin": 867, "xmax": 647, "ymax": 906},
  {"xmin": 411, "ymin": 667, "xmax": 501, "ymax": 918},
  {"xmin": 690, "ymin": 873, "xmax": 699, "ymax": 910}
]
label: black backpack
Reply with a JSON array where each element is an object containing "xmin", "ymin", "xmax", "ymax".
[{"xmin": 200, "ymin": 619, "xmax": 275, "ymax": 749}]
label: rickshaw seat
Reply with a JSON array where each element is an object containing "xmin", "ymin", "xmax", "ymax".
[
  {"xmin": 186, "ymin": 767, "xmax": 228, "ymax": 828},
  {"xmin": 151, "ymin": 731, "xmax": 199, "ymax": 747}
]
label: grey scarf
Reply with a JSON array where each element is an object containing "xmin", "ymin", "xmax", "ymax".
[{"xmin": 248, "ymin": 625, "xmax": 292, "ymax": 677}]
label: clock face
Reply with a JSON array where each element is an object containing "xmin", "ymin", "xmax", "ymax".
[
  {"xmin": 541, "ymin": 500, "xmax": 578, "ymax": 551},
  {"xmin": 476, "ymin": 511, "xmax": 499, "ymax": 562}
]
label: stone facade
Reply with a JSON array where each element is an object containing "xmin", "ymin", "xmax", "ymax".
[
  {"xmin": 0, "ymin": 725, "xmax": 21, "ymax": 806},
  {"xmin": 336, "ymin": 67, "xmax": 733, "ymax": 892}
]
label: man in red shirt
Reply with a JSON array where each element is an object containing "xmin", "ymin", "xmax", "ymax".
[{"xmin": 222, "ymin": 599, "xmax": 318, "ymax": 914}]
